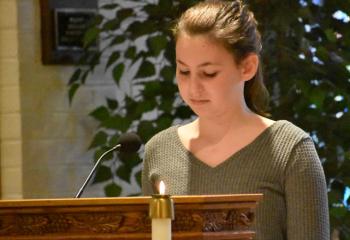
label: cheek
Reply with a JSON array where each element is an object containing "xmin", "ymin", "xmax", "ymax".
[
  {"xmin": 210, "ymin": 77, "xmax": 241, "ymax": 100},
  {"xmin": 176, "ymin": 76, "xmax": 187, "ymax": 98}
]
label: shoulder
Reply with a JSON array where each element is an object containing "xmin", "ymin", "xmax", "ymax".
[
  {"xmin": 270, "ymin": 120, "xmax": 311, "ymax": 143},
  {"xmin": 261, "ymin": 120, "xmax": 314, "ymax": 161},
  {"xmin": 145, "ymin": 125, "xmax": 179, "ymax": 151}
]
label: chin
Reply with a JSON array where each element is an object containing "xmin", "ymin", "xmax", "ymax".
[
  {"xmin": 191, "ymin": 108, "xmax": 215, "ymax": 118},
  {"xmin": 191, "ymin": 106, "xmax": 229, "ymax": 120}
]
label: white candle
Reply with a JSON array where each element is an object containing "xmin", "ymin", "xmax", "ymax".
[
  {"xmin": 152, "ymin": 218, "xmax": 171, "ymax": 240},
  {"xmin": 150, "ymin": 181, "xmax": 174, "ymax": 240}
]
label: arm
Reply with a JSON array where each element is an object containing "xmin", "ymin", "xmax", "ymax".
[
  {"xmin": 141, "ymin": 143, "xmax": 154, "ymax": 196},
  {"xmin": 285, "ymin": 137, "xmax": 330, "ymax": 240}
]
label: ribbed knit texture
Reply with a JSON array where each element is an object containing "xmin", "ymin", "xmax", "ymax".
[{"xmin": 142, "ymin": 120, "xmax": 330, "ymax": 240}]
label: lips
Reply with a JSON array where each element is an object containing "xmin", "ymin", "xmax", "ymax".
[{"xmin": 190, "ymin": 98, "xmax": 210, "ymax": 105}]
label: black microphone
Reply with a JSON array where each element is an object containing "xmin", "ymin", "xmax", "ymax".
[{"xmin": 75, "ymin": 132, "xmax": 142, "ymax": 198}]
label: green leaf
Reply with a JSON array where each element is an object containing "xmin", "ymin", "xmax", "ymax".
[
  {"xmin": 125, "ymin": 47, "xmax": 136, "ymax": 59},
  {"xmin": 309, "ymin": 89, "xmax": 326, "ymax": 109},
  {"xmin": 81, "ymin": 70, "xmax": 89, "ymax": 84},
  {"xmin": 158, "ymin": 0, "xmax": 173, "ymax": 10},
  {"xmin": 104, "ymin": 183, "xmax": 122, "ymax": 196},
  {"xmin": 137, "ymin": 121, "xmax": 156, "ymax": 141},
  {"xmin": 89, "ymin": 52, "xmax": 102, "ymax": 71},
  {"xmin": 92, "ymin": 165, "xmax": 112, "ymax": 184},
  {"xmin": 328, "ymin": 187, "xmax": 344, "ymax": 204},
  {"xmin": 344, "ymin": 177, "xmax": 350, "ymax": 186},
  {"xmin": 147, "ymin": 35, "xmax": 168, "ymax": 56},
  {"xmin": 160, "ymin": 82, "xmax": 176, "ymax": 99},
  {"xmin": 124, "ymin": 96, "xmax": 138, "ymax": 115},
  {"xmin": 135, "ymin": 61, "xmax": 156, "ymax": 78},
  {"xmin": 68, "ymin": 69, "xmax": 81, "ymax": 85},
  {"xmin": 106, "ymin": 98, "xmax": 118, "ymax": 110},
  {"xmin": 297, "ymin": 7, "xmax": 311, "ymax": 19},
  {"xmin": 134, "ymin": 99, "xmax": 157, "ymax": 116},
  {"xmin": 128, "ymin": 21, "xmax": 157, "ymax": 39},
  {"xmin": 89, "ymin": 131, "xmax": 108, "ymax": 150},
  {"xmin": 175, "ymin": 105, "xmax": 193, "ymax": 119},
  {"xmin": 118, "ymin": 151, "xmax": 142, "ymax": 168},
  {"xmin": 330, "ymin": 206, "xmax": 348, "ymax": 218},
  {"xmin": 164, "ymin": 43, "xmax": 176, "ymax": 63},
  {"xmin": 325, "ymin": 29, "xmax": 337, "ymax": 43},
  {"xmin": 92, "ymin": 14, "xmax": 103, "ymax": 26},
  {"xmin": 100, "ymin": 4, "xmax": 119, "ymax": 9},
  {"xmin": 135, "ymin": 170, "xmax": 142, "ymax": 187},
  {"xmin": 83, "ymin": 27, "xmax": 100, "ymax": 48},
  {"xmin": 89, "ymin": 106, "xmax": 110, "ymax": 121},
  {"xmin": 112, "ymin": 63, "xmax": 124, "ymax": 85},
  {"xmin": 316, "ymin": 46, "xmax": 329, "ymax": 62},
  {"xmin": 68, "ymin": 83, "xmax": 80, "ymax": 104},
  {"xmin": 159, "ymin": 98, "xmax": 173, "ymax": 112},
  {"xmin": 156, "ymin": 114, "xmax": 173, "ymax": 130},
  {"xmin": 144, "ymin": 4, "xmax": 160, "ymax": 17},
  {"xmin": 111, "ymin": 35, "xmax": 125, "ymax": 45},
  {"xmin": 117, "ymin": 8, "xmax": 134, "ymax": 21},
  {"xmin": 109, "ymin": 134, "xmax": 119, "ymax": 147},
  {"xmin": 94, "ymin": 148, "xmax": 114, "ymax": 162},
  {"xmin": 106, "ymin": 52, "xmax": 120, "ymax": 70},
  {"xmin": 102, "ymin": 115, "xmax": 130, "ymax": 132},
  {"xmin": 116, "ymin": 165, "xmax": 132, "ymax": 183},
  {"xmin": 143, "ymin": 82, "xmax": 161, "ymax": 97},
  {"xmin": 161, "ymin": 66, "xmax": 175, "ymax": 82},
  {"xmin": 102, "ymin": 18, "xmax": 120, "ymax": 31}
]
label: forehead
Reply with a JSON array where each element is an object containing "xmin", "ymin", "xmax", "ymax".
[{"xmin": 175, "ymin": 34, "xmax": 235, "ymax": 66}]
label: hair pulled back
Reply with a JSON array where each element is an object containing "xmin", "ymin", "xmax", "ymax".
[{"xmin": 172, "ymin": 0, "xmax": 269, "ymax": 116}]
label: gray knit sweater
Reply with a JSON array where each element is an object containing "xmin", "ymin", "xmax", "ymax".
[{"xmin": 142, "ymin": 120, "xmax": 330, "ymax": 239}]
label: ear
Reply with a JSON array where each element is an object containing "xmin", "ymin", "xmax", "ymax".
[{"xmin": 239, "ymin": 54, "xmax": 259, "ymax": 82}]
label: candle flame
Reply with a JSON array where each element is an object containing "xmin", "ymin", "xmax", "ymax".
[{"xmin": 159, "ymin": 181, "xmax": 166, "ymax": 195}]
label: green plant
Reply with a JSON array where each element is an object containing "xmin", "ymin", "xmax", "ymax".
[
  {"xmin": 252, "ymin": 1, "xmax": 350, "ymax": 238},
  {"xmin": 69, "ymin": 0, "xmax": 350, "ymax": 238},
  {"xmin": 69, "ymin": 0, "xmax": 197, "ymax": 197}
]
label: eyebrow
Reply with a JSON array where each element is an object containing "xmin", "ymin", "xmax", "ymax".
[{"xmin": 176, "ymin": 59, "xmax": 222, "ymax": 67}]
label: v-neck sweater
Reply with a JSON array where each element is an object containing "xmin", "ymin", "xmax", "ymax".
[{"xmin": 141, "ymin": 120, "xmax": 329, "ymax": 239}]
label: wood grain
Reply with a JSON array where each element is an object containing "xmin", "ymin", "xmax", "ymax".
[{"xmin": 0, "ymin": 194, "xmax": 262, "ymax": 240}]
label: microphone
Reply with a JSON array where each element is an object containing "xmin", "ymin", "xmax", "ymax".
[{"xmin": 75, "ymin": 132, "xmax": 142, "ymax": 198}]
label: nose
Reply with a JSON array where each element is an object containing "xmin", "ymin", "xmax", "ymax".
[{"xmin": 188, "ymin": 74, "xmax": 204, "ymax": 98}]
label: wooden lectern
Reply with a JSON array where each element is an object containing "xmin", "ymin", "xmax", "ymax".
[{"xmin": 0, "ymin": 194, "xmax": 262, "ymax": 240}]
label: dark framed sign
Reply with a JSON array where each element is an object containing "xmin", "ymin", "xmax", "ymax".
[{"xmin": 40, "ymin": 0, "xmax": 98, "ymax": 65}]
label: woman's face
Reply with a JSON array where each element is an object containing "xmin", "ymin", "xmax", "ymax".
[{"xmin": 175, "ymin": 34, "xmax": 248, "ymax": 118}]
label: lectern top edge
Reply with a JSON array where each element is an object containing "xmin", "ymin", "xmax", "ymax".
[{"xmin": 0, "ymin": 193, "xmax": 263, "ymax": 208}]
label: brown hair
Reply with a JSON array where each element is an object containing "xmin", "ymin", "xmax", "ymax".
[{"xmin": 172, "ymin": 0, "xmax": 270, "ymax": 116}]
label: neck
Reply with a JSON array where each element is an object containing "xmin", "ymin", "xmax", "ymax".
[{"xmin": 194, "ymin": 104, "xmax": 256, "ymax": 140}]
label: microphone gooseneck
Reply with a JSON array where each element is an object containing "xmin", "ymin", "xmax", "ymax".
[{"xmin": 75, "ymin": 132, "xmax": 142, "ymax": 198}]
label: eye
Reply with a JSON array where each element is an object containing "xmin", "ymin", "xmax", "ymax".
[
  {"xmin": 203, "ymin": 72, "xmax": 218, "ymax": 78},
  {"xmin": 178, "ymin": 70, "xmax": 190, "ymax": 75}
]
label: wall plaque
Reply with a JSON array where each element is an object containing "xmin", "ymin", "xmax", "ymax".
[
  {"xmin": 55, "ymin": 8, "xmax": 97, "ymax": 51},
  {"xmin": 40, "ymin": 0, "xmax": 98, "ymax": 65}
]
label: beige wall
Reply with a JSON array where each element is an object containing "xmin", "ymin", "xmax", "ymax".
[
  {"xmin": 0, "ymin": 0, "xmax": 112, "ymax": 199},
  {"xmin": 0, "ymin": 0, "xmax": 140, "ymax": 199},
  {"xmin": 0, "ymin": 0, "xmax": 23, "ymax": 199},
  {"xmin": 17, "ymin": 0, "xmax": 109, "ymax": 199}
]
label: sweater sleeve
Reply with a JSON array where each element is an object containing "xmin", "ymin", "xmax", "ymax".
[
  {"xmin": 285, "ymin": 137, "xmax": 330, "ymax": 240},
  {"xmin": 141, "ymin": 143, "xmax": 154, "ymax": 196}
]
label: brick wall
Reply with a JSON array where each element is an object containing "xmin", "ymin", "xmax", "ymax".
[{"xmin": 0, "ymin": 0, "xmax": 23, "ymax": 199}]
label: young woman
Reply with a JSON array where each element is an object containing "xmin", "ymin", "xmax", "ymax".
[{"xmin": 142, "ymin": 1, "xmax": 329, "ymax": 239}]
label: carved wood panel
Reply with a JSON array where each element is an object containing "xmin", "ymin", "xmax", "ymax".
[{"xmin": 0, "ymin": 195, "xmax": 261, "ymax": 239}]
